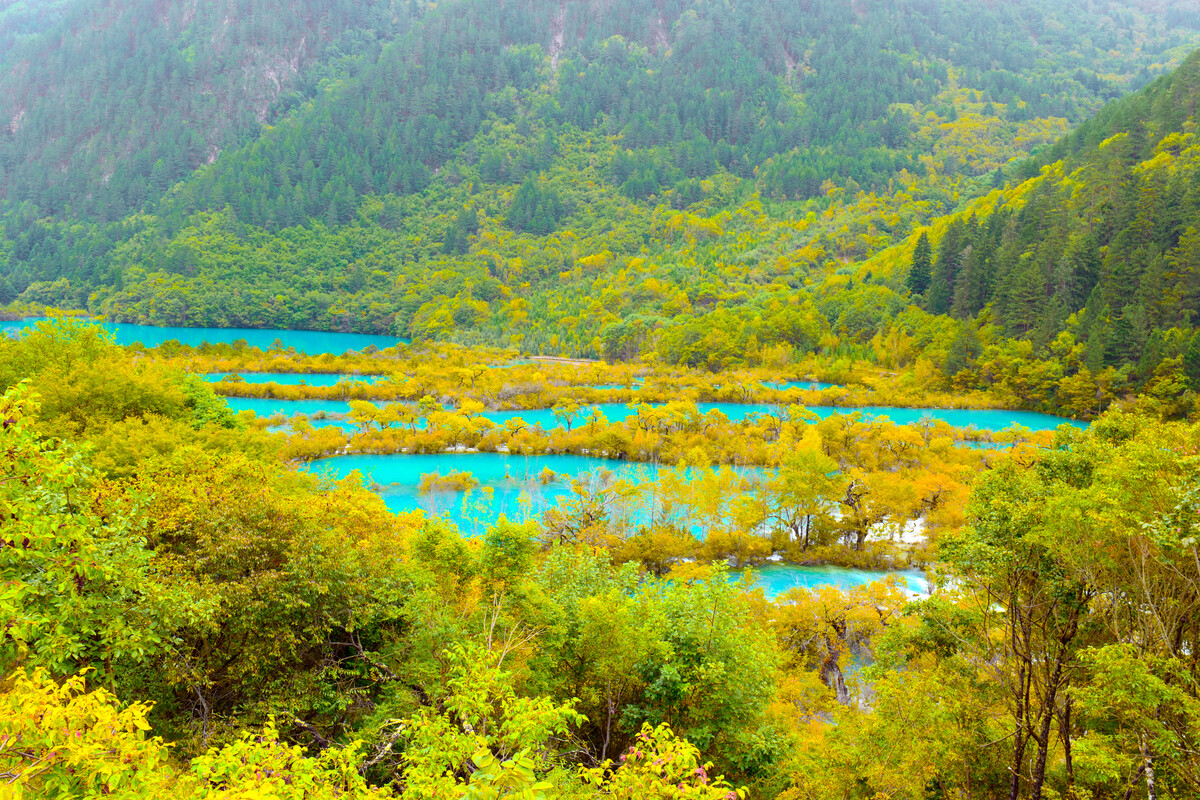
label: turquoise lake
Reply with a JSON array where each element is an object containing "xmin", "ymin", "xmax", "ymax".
[
  {"xmin": 206, "ymin": 372, "xmax": 383, "ymax": 386},
  {"xmin": 305, "ymin": 452, "xmax": 684, "ymax": 534},
  {"xmin": 303, "ymin": 452, "xmax": 925, "ymax": 599},
  {"xmin": 4, "ymin": 316, "xmax": 1080, "ymax": 433},
  {"xmin": 589, "ymin": 382, "xmax": 645, "ymax": 390},
  {"xmin": 734, "ymin": 564, "xmax": 928, "ymax": 597},
  {"xmin": 2, "ymin": 317, "xmax": 404, "ymax": 354},
  {"xmin": 0, "ymin": 316, "xmax": 1055, "ymax": 601},
  {"xmin": 304, "ymin": 452, "xmax": 766, "ymax": 537},
  {"xmin": 0, "ymin": 317, "xmax": 951, "ymax": 598},
  {"xmin": 232, "ymin": 397, "xmax": 1086, "ymax": 433},
  {"xmin": 228, "ymin": 397, "xmax": 356, "ymax": 419},
  {"xmin": 762, "ymin": 381, "xmax": 840, "ymax": 391}
]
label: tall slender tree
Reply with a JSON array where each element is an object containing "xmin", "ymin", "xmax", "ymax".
[{"xmin": 906, "ymin": 231, "xmax": 932, "ymax": 297}]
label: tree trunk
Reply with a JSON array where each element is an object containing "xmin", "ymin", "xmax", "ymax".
[
  {"xmin": 819, "ymin": 631, "xmax": 851, "ymax": 705},
  {"xmin": 1122, "ymin": 765, "xmax": 1147, "ymax": 800},
  {"xmin": 820, "ymin": 656, "xmax": 850, "ymax": 705},
  {"xmin": 601, "ymin": 683, "xmax": 615, "ymax": 763},
  {"xmin": 1142, "ymin": 735, "xmax": 1157, "ymax": 800},
  {"xmin": 1008, "ymin": 710, "xmax": 1027, "ymax": 800},
  {"xmin": 1029, "ymin": 700, "xmax": 1056, "ymax": 800},
  {"xmin": 1061, "ymin": 696, "xmax": 1074, "ymax": 790},
  {"xmin": 1030, "ymin": 650, "xmax": 1069, "ymax": 800},
  {"xmin": 1008, "ymin": 608, "xmax": 1032, "ymax": 800}
]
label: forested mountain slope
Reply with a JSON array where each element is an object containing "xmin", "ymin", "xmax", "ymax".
[
  {"xmin": 0, "ymin": 0, "xmax": 71, "ymax": 57},
  {"xmin": 852, "ymin": 48, "xmax": 1200, "ymax": 415},
  {"xmin": 159, "ymin": 0, "xmax": 1176, "ymax": 227},
  {"xmin": 3, "ymin": 0, "xmax": 1200, "ymax": 413},
  {"xmin": 0, "ymin": 0, "xmax": 403, "ymax": 219},
  {"xmin": 3, "ymin": 0, "xmax": 1194, "ymax": 225}
]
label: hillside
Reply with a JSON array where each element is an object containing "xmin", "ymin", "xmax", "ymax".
[
  {"xmin": 0, "ymin": 0, "xmax": 402, "ymax": 219},
  {"xmin": 850, "ymin": 48, "xmax": 1200, "ymax": 416},
  {"xmin": 2, "ymin": 0, "xmax": 1192, "ymax": 222},
  {"xmin": 2, "ymin": 0, "xmax": 1200, "ymax": 415}
]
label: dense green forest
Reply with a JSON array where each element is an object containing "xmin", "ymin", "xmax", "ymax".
[
  {"xmin": 852, "ymin": 49, "xmax": 1200, "ymax": 418},
  {"xmin": 4, "ymin": 0, "xmax": 1200, "ymax": 398},
  {"xmin": 0, "ymin": 0, "xmax": 406, "ymax": 219},
  {"xmin": 4, "ymin": 0, "xmax": 1192, "ymax": 223}
]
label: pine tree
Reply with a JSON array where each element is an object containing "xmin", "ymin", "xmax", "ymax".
[
  {"xmin": 1181, "ymin": 331, "xmax": 1200, "ymax": 390},
  {"xmin": 1167, "ymin": 226, "xmax": 1200, "ymax": 325},
  {"xmin": 944, "ymin": 323, "xmax": 980, "ymax": 378},
  {"xmin": 926, "ymin": 220, "xmax": 966, "ymax": 315},
  {"xmin": 1003, "ymin": 256, "xmax": 1046, "ymax": 337},
  {"xmin": 951, "ymin": 244, "xmax": 981, "ymax": 319},
  {"xmin": 1104, "ymin": 312, "xmax": 1139, "ymax": 367},
  {"xmin": 443, "ymin": 206, "xmax": 478, "ymax": 255},
  {"xmin": 906, "ymin": 231, "xmax": 932, "ymax": 297}
]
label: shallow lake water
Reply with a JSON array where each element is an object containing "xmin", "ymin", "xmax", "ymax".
[
  {"xmin": 4, "ymin": 317, "xmax": 949, "ymax": 598},
  {"xmin": 306, "ymin": 452, "xmax": 693, "ymax": 533},
  {"xmin": 206, "ymin": 372, "xmax": 383, "ymax": 386},
  {"xmin": 4, "ymin": 318, "xmax": 1085, "ymax": 433},
  {"xmin": 3, "ymin": 317, "xmax": 404, "ymax": 354},
  {"xmin": 235, "ymin": 397, "xmax": 1086, "ymax": 434},
  {"xmin": 303, "ymin": 451, "xmax": 922, "ymax": 598},
  {"xmin": 732, "ymin": 564, "xmax": 929, "ymax": 598}
]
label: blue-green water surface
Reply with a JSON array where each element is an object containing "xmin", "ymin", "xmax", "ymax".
[
  {"xmin": 303, "ymin": 452, "xmax": 915, "ymax": 598},
  {"xmin": 490, "ymin": 402, "xmax": 1085, "ymax": 431},
  {"xmin": 734, "ymin": 564, "xmax": 928, "ymax": 597},
  {"xmin": 306, "ymin": 452, "xmax": 678, "ymax": 536},
  {"xmin": 3, "ymin": 317, "xmax": 404, "ymax": 354},
  {"xmin": 207, "ymin": 373, "xmax": 383, "ymax": 386},
  {"xmin": 305, "ymin": 452, "xmax": 766, "ymax": 531},
  {"xmin": 244, "ymin": 398, "xmax": 1084, "ymax": 433}
]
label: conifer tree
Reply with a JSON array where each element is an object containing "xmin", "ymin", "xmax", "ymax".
[
  {"xmin": 1104, "ymin": 312, "xmax": 1140, "ymax": 366},
  {"xmin": 906, "ymin": 231, "xmax": 932, "ymax": 297},
  {"xmin": 1183, "ymin": 331, "xmax": 1200, "ymax": 390},
  {"xmin": 926, "ymin": 220, "xmax": 966, "ymax": 315}
]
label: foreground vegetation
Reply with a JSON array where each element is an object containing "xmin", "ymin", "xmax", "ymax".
[{"xmin": 3, "ymin": 320, "xmax": 1199, "ymax": 799}]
